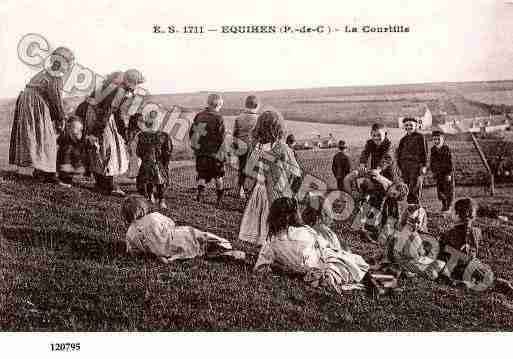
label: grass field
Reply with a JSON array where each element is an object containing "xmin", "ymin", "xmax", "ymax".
[
  {"xmin": 2, "ymin": 82, "xmax": 513, "ymax": 331},
  {"xmin": 2, "ymin": 168, "xmax": 513, "ymax": 331}
]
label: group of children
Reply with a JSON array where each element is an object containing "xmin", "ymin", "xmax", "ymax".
[
  {"xmin": 332, "ymin": 119, "xmax": 455, "ymax": 223},
  {"xmin": 11, "ymin": 66, "xmax": 173, "ymax": 208},
  {"xmin": 120, "ymin": 190, "xmax": 513, "ymax": 297},
  {"xmin": 113, "ymin": 95, "xmax": 513, "ymax": 298},
  {"xmin": 12, "ymin": 72, "xmax": 512, "ymax": 299},
  {"xmin": 320, "ymin": 119, "xmax": 513, "ymax": 296},
  {"xmin": 12, "ymin": 49, "xmax": 510, "ymax": 301},
  {"xmin": 51, "ymin": 109, "xmax": 174, "ymax": 208}
]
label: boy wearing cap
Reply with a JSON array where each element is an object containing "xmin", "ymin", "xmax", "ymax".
[
  {"xmin": 332, "ymin": 140, "xmax": 351, "ymax": 191},
  {"xmin": 233, "ymin": 95, "xmax": 259, "ymax": 199},
  {"xmin": 188, "ymin": 93, "xmax": 226, "ymax": 205},
  {"xmin": 430, "ymin": 130, "xmax": 454, "ymax": 213},
  {"xmin": 396, "ymin": 117, "xmax": 428, "ymax": 205}
]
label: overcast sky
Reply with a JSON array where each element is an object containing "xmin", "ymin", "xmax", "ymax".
[{"xmin": 0, "ymin": 0, "xmax": 512, "ymax": 98}]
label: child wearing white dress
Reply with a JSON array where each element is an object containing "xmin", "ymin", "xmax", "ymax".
[
  {"xmin": 300, "ymin": 194, "xmax": 375, "ymax": 286},
  {"xmin": 121, "ymin": 196, "xmax": 244, "ymax": 263},
  {"xmin": 254, "ymin": 197, "xmax": 374, "ymax": 295},
  {"xmin": 239, "ymin": 110, "xmax": 301, "ymax": 245}
]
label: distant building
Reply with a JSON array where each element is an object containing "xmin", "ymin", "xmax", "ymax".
[
  {"xmin": 438, "ymin": 114, "xmax": 510, "ymax": 134},
  {"xmin": 397, "ymin": 104, "xmax": 433, "ymax": 130}
]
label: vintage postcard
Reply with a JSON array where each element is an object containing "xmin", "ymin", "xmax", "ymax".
[{"xmin": 0, "ymin": 0, "xmax": 512, "ymax": 356}]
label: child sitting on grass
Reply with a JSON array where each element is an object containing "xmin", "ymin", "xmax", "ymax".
[
  {"xmin": 56, "ymin": 115, "xmax": 86, "ymax": 188},
  {"xmin": 345, "ymin": 165, "xmax": 409, "ymax": 243},
  {"xmin": 344, "ymin": 123, "xmax": 406, "ymax": 238},
  {"xmin": 301, "ymin": 193, "xmax": 400, "ymax": 293},
  {"xmin": 301, "ymin": 193, "xmax": 350, "ymax": 251},
  {"xmin": 121, "ymin": 196, "xmax": 245, "ymax": 263},
  {"xmin": 436, "ymin": 198, "xmax": 513, "ymax": 297},
  {"xmin": 377, "ymin": 204, "xmax": 445, "ymax": 280}
]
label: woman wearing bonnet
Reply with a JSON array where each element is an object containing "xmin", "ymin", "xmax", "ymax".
[{"xmin": 78, "ymin": 69, "xmax": 145, "ymax": 196}]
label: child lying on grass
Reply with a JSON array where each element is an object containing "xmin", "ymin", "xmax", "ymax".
[
  {"xmin": 121, "ymin": 196, "xmax": 245, "ymax": 263},
  {"xmin": 436, "ymin": 198, "xmax": 513, "ymax": 297},
  {"xmin": 254, "ymin": 196, "xmax": 392, "ymax": 296}
]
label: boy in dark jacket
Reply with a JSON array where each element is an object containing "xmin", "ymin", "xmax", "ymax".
[
  {"xmin": 430, "ymin": 130, "xmax": 454, "ymax": 213},
  {"xmin": 332, "ymin": 140, "xmax": 351, "ymax": 191},
  {"xmin": 347, "ymin": 123, "xmax": 404, "ymax": 240},
  {"xmin": 188, "ymin": 93, "xmax": 226, "ymax": 205},
  {"xmin": 359, "ymin": 123, "xmax": 398, "ymax": 182},
  {"xmin": 396, "ymin": 117, "xmax": 428, "ymax": 205}
]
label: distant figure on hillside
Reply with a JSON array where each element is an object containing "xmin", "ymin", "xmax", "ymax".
[
  {"xmin": 332, "ymin": 140, "xmax": 351, "ymax": 191},
  {"xmin": 239, "ymin": 110, "xmax": 301, "ymax": 245},
  {"xmin": 56, "ymin": 115, "xmax": 86, "ymax": 188},
  {"xmin": 328, "ymin": 133, "xmax": 336, "ymax": 147},
  {"xmin": 188, "ymin": 93, "xmax": 226, "ymax": 206},
  {"xmin": 121, "ymin": 196, "xmax": 245, "ymax": 263},
  {"xmin": 429, "ymin": 130, "xmax": 454, "ymax": 214},
  {"xmin": 135, "ymin": 111, "xmax": 173, "ymax": 209},
  {"xmin": 396, "ymin": 117, "xmax": 428, "ymax": 205},
  {"xmin": 233, "ymin": 95, "xmax": 259, "ymax": 199},
  {"xmin": 9, "ymin": 47, "xmax": 74, "ymax": 183}
]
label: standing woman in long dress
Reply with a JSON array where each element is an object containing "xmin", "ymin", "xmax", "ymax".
[
  {"xmin": 78, "ymin": 69, "xmax": 145, "ymax": 196},
  {"xmin": 9, "ymin": 47, "xmax": 75, "ymax": 182},
  {"xmin": 238, "ymin": 110, "xmax": 302, "ymax": 245}
]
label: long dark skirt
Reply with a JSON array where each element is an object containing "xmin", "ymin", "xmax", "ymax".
[{"xmin": 9, "ymin": 89, "xmax": 58, "ymax": 173}]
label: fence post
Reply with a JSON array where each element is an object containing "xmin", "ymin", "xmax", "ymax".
[{"xmin": 470, "ymin": 133, "xmax": 495, "ymax": 197}]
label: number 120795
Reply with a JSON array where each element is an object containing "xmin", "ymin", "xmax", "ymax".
[{"xmin": 50, "ymin": 343, "xmax": 81, "ymax": 351}]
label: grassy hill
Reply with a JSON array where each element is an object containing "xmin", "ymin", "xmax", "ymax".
[
  {"xmin": 148, "ymin": 84, "xmax": 498, "ymax": 127},
  {"xmin": 2, "ymin": 81, "xmax": 513, "ymax": 331},
  {"xmin": 44, "ymin": 80, "xmax": 513, "ymax": 129},
  {"xmin": 2, "ymin": 165, "xmax": 513, "ymax": 330}
]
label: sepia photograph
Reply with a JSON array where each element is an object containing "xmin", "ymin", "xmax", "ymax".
[{"xmin": 1, "ymin": 0, "xmax": 512, "ymax": 356}]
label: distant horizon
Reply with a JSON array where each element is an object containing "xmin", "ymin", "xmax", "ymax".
[
  {"xmin": 3, "ymin": 77, "xmax": 513, "ymax": 103},
  {"xmin": 2, "ymin": 1, "xmax": 513, "ymax": 100},
  {"xmin": 150, "ymin": 78, "xmax": 513, "ymax": 96}
]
